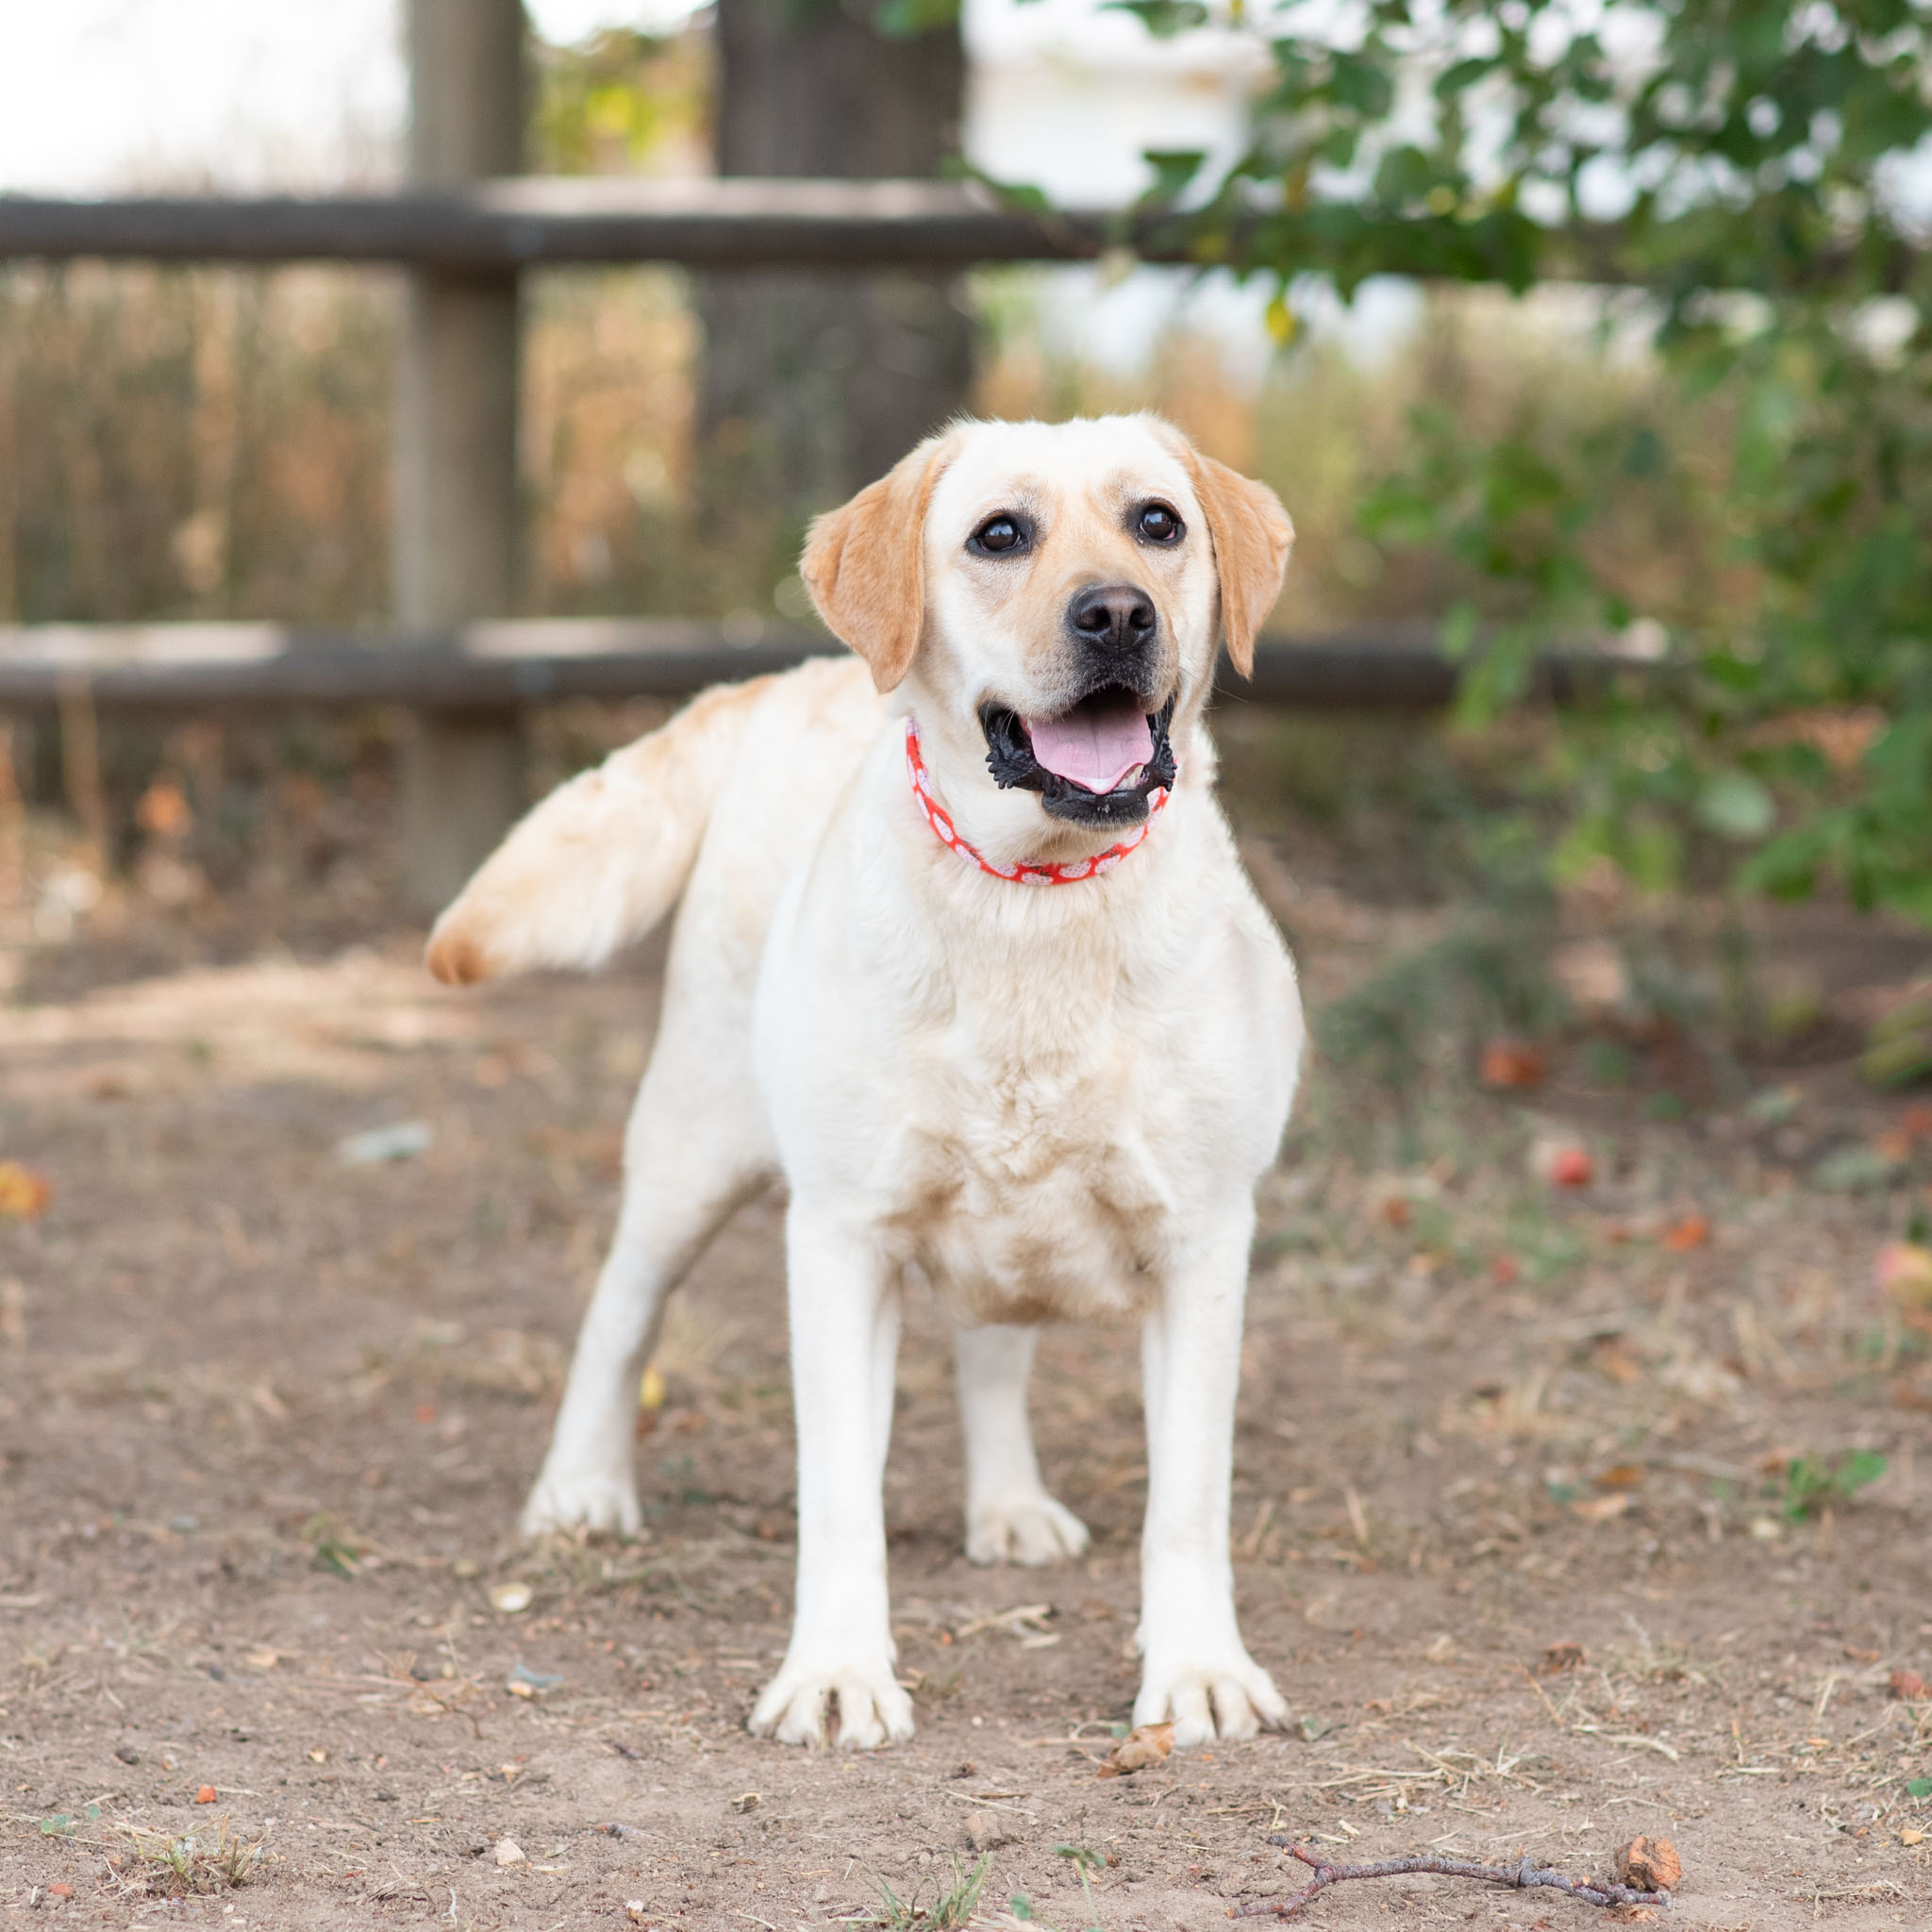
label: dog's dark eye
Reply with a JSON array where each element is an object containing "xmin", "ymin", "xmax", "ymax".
[
  {"xmin": 969, "ymin": 513, "xmax": 1028, "ymax": 557},
  {"xmin": 1136, "ymin": 502, "xmax": 1184, "ymax": 545}
]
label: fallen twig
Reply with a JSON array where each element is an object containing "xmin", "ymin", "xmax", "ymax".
[{"xmin": 1232, "ymin": 1839, "xmax": 1673, "ymax": 1919}]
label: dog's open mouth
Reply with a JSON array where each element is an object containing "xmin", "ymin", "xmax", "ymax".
[{"xmin": 979, "ymin": 688, "xmax": 1177, "ymax": 825}]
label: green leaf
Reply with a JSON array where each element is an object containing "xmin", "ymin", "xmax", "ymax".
[
  {"xmin": 1807, "ymin": 1144, "xmax": 1902, "ymax": 1192},
  {"xmin": 1833, "ymin": 1451, "xmax": 1887, "ymax": 1497},
  {"xmin": 1140, "ymin": 148, "xmax": 1208, "ymax": 205},
  {"xmin": 1102, "ymin": 0, "xmax": 1208, "ymax": 37},
  {"xmin": 940, "ymin": 158, "xmax": 1051, "ymax": 214},
  {"xmin": 873, "ymin": 0, "xmax": 959, "ymax": 33},
  {"xmin": 1440, "ymin": 601, "xmax": 1479, "ymax": 662},
  {"xmin": 1696, "ymin": 771, "xmax": 1775, "ymax": 841},
  {"xmin": 1783, "ymin": 1450, "xmax": 1889, "ymax": 1520},
  {"xmin": 1907, "ymin": 1777, "xmax": 1932, "ymax": 1799}
]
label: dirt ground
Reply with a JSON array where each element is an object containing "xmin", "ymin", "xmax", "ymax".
[{"xmin": 4, "ymin": 765, "xmax": 1932, "ymax": 1930}]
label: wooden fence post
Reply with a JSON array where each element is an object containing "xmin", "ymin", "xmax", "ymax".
[
  {"xmin": 698, "ymin": 0, "xmax": 971, "ymax": 544},
  {"xmin": 395, "ymin": 0, "xmax": 525, "ymax": 914}
]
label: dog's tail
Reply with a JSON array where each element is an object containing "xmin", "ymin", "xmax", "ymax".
[{"xmin": 425, "ymin": 675, "xmax": 773, "ymax": 986}]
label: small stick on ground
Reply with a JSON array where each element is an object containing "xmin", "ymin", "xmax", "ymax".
[{"xmin": 1232, "ymin": 1838, "xmax": 1673, "ymax": 1919}]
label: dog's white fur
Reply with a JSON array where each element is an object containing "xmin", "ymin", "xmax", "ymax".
[{"xmin": 427, "ymin": 414, "xmax": 1302, "ymax": 1750}]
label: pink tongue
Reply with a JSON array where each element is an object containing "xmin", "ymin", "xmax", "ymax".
[{"xmin": 1024, "ymin": 703, "xmax": 1153, "ymax": 794}]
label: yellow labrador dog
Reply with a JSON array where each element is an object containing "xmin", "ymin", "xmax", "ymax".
[{"xmin": 427, "ymin": 413, "xmax": 1301, "ymax": 1750}]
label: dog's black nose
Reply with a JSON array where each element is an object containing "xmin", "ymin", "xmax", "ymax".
[{"xmin": 1068, "ymin": 584, "xmax": 1157, "ymax": 652}]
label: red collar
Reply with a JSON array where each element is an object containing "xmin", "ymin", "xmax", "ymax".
[{"xmin": 903, "ymin": 716, "xmax": 1171, "ymax": 885}]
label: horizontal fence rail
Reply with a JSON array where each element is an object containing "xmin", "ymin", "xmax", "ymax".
[
  {"xmin": 0, "ymin": 619, "xmax": 1657, "ymax": 710},
  {"xmin": 0, "ymin": 179, "xmax": 1125, "ymax": 270},
  {"xmin": 3, "ymin": 179, "xmax": 1911, "ymax": 291}
]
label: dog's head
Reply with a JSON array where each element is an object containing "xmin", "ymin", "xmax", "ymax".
[{"xmin": 801, "ymin": 415, "xmax": 1293, "ymax": 838}]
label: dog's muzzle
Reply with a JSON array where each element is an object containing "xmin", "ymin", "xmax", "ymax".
[{"xmin": 978, "ymin": 687, "xmax": 1178, "ymax": 826}]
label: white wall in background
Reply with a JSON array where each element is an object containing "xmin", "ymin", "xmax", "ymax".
[{"xmin": 0, "ymin": 0, "xmax": 406, "ymax": 192}]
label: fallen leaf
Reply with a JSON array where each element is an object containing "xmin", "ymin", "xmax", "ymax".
[
  {"xmin": 1096, "ymin": 1722, "xmax": 1174, "ymax": 1777},
  {"xmin": 494, "ymin": 1838, "xmax": 526, "ymax": 1868},
  {"xmin": 1877, "ymin": 1242, "xmax": 1932, "ymax": 1308},
  {"xmin": 47, "ymin": 1885, "xmax": 73, "ymax": 1900},
  {"xmin": 1595, "ymin": 1340, "xmax": 1643, "ymax": 1386},
  {"xmin": 1541, "ymin": 1641, "xmax": 1587, "ymax": 1674},
  {"xmin": 194, "ymin": 1785, "xmax": 217, "ymax": 1805},
  {"xmin": 0, "ymin": 1162, "xmax": 51, "ymax": 1220},
  {"xmin": 1572, "ymin": 1492, "xmax": 1629, "ymax": 1523},
  {"xmin": 964, "ymin": 1809, "xmax": 1016, "ymax": 1851},
  {"xmin": 1889, "ymin": 1670, "xmax": 1927, "ymax": 1700},
  {"xmin": 1378, "ymin": 1194, "xmax": 1412, "ymax": 1229},
  {"xmin": 505, "ymin": 1660, "xmax": 563, "ymax": 1698},
  {"xmin": 1597, "ymin": 1464, "xmax": 1646, "ymax": 1489},
  {"xmin": 1611, "ymin": 1836, "xmax": 1681, "ymax": 1891},
  {"xmin": 1491, "ymin": 1253, "xmax": 1521, "ymax": 1286},
  {"xmin": 1662, "ymin": 1213, "xmax": 1709, "ymax": 1251},
  {"xmin": 1901, "ymin": 1828, "xmax": 1924, "ymax": 1846},
  {"xmin": 1480, "ymin": 1039, "xmax": 1545, "ymax": 1090},
  {"xmin": 1532, "ymin": 1139, "xmax": 1593, "ymax": 1188},
  {"xmin": 640, "ymin": 1363, "xmax": 667, "ymax": 1409},
  {"xmin": 731, "ymin": 1791, "xmax": 760, "ymax": 1814}
]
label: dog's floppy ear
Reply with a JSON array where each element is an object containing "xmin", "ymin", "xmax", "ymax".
[
  {"xmin": 801, "ymin": 432, "xmax": 956, "ymax": 692},
  {"xmin": 1169, "ymin": 437, "xmax": 1293, "ymax": 678}
]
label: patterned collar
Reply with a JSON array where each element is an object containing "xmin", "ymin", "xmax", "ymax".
[{"xmin": 903, "ymin": 716, "xmax": 1171, "ymax": 886}]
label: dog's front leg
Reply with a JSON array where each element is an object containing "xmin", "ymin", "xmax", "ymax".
[
  {"xmin": 750, "ymin": 1204, "xmax": 912, "ymax": 1750},
  {"xmin": 955, "ymin": 1324, "xmax": 1091, "ymax": 1565},
  {"xmin": 1134, "ymin": 1212, "xmax": 1289, "ymax": 1746}
]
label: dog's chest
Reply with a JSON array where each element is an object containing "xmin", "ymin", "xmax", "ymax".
[{"xmin": 890, "ymin": 1023, "xmax": 1173, "ymax": 1324}]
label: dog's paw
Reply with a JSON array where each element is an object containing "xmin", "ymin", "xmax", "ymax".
[
  {"xmin": 1134, "ymin": 1652, "xmax": 1289, "ymax": 1747},
  {"xmin": 965, "ymin": 1492, "xmax": 1091, "ymax": 1567},
  {"xmin": 749, "ymin": 1657, "xmax": 915, "ymax": 1751},
  {"xmin": 519, "ymin": 1466, "xmax": 641, "ymax": 1539}
]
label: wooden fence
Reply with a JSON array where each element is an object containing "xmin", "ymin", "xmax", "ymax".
[
  {"xmin": 0, "ymin": 619, "xmax": 1655, "ymax": 712},
  {"xmin": 0, "ymin": 177, "xmax": 1643, "ymax": 896}
]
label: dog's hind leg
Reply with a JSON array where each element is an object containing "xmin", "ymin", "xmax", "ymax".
[
  {"xmin": 955, "ymin": 1324, "xmax": 1091, "ymax": 1566},
  {"xmin": 521, "ymin": 1023, "xmax": 771, "ymax": 1539}
]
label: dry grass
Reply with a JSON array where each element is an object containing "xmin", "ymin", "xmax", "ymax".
[
  {"xmin": 0, "ymin": 250, "xmax": 1723, "ymax": 641},
  {"xmin": 108, "ymin": 1818, "xmax": 271, "ymax": 1898}
]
